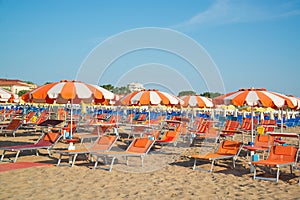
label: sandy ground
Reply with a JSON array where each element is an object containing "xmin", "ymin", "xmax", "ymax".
[{"xmin": 1, "ymin": 125, "xmax": 300, "ymax": 199}]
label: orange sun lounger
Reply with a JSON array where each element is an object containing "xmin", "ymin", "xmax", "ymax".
[
  {"xmin": 92, "ymin": 137, "xmax": 155, "ymax": 172},
  {"xmin": 55, "ymin": 134, "xmax": 119, "ymax": 167},
  {"xmin": 0, "ymin": 132, "xmax": 62, "ymax": 162},
  {"xmin": 251, "ymin": 145, "xmax": 298, "ymax": 182},
  {"xmin": 190, "ymin": 140, "xmax": 243, "ymax": 172}
]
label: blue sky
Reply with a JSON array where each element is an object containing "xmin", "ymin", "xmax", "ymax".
[{"xmin": 0, "ymin": 0, "xmax": 300, "ymax": 96}]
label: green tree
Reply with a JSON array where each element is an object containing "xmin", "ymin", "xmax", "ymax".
[
  {"xmin": 18, "ymin": 90, "xmax": 30, "ymax": 97},
  {"xmin": 200, "ymin": 92, "xmax": 223, "ymax": 98},
  {"xmin": 178, "ymin": 90, "xmax": 196, "ymax": 97},
  {"xmin": 101, "ymin": 84, "xmax": 114, "ymax": 92},
  {"xmin": 44, "ymin": 82, "xmax": 53, "ymax": 85},
  {"xmin": 113, "ymin": 86, "xmax": 131, "ymax": 94}
]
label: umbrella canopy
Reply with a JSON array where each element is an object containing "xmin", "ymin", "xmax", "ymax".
[
  {"xmin": 22, "ymin": 80, "xmax": 114, "ymax": 104},
  {"xmin": 213, "ymin": 88, "xmax": 298, "ymax": 141},
  {"xmin": 120, "ymin": 89, "xmax": 183, "ymax": 106},
  {"xmin": 0, "ymin": 88, "xmax": 19, "ymax": 103},
  {"xmin": 220, "ymin": 88, "xmax": 297, "ymax": 109},
  {"xmin": 180, "ymin": 95, "xmax": 213, "ymax": 108}
]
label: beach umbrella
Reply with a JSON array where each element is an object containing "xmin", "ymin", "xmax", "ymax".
[
  {"xmin": 23, "ymin": 80, "xmax": 114, "ymax": 104},
  {"xmin": 213, "ymin": 88, "xmax": 297, "ymax": 141},
  {"xmin": 120, "ymin": 89, "xmax": 183, "ymax": 126},
  {"xmin": 180, "ymin": 95, "xmax": 213, "ymax": 108},
  {"xmin": 120, "ymin": 89, "xmax": 183, "ymax": 106},
  {"xmin": 0, "ymin": 88, "xmax": 19, "ymax": 103},
  {"xmin": 22, "ymin": 80, "xmax": 115, "ymax": 137},
  {"xmin": 180, "ymin": 95, "xmax": 214, "ymax": 122}
]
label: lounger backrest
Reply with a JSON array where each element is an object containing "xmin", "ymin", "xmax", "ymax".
[
  {"xmin": 137, "ymin": 113, "xmax": 147, "ymax": 121},
  {"xmin": 216, "ymin": 140, "xmax": 241, "ymax": 155},
  {"xmin": 92, "ymin": 135, "xmax": 117, "ymax": 151},
  {"xmin": 240, "ymin": 118, "xmax": 251, "ymax": 129},
  {"xmin": 6, "ymin": 119, "xmax": 22, "ymax": 130},
  {"xmin": 35, "ymin": 110, "xmax": 48, "ymax": 124},
  {"xmin": 127, "ymin": 138, "xmax": 155, "ymax": 154},
  {"xmin": 36, "ymin": 132, "xmax": 61, "ymax": 146},
  {"xmin": 268, "ymin": 146, "xmax": 297, "ymax": 162},
  {"xmin": 255, "ymin": 135, "xmax": 274, "ymax": 148},
  {"xmin": 64, "ymin": 121, "xmax": 77, "ymax": 133},
  {"xmin": 160, "ymin": 130, "xmax": 180, "ymax": 142},
  {"xmin": 25, "ymin": 111, "xmax": 36, "ymax": 123},
  {"xmin": 224, "ymin": 120, "xmax": 239, "ymax": 131}
]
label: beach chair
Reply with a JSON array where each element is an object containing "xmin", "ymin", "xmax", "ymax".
[
  {"xmin": 243, "ymin": 135, "xmax": 275, "ymax": 159},
  {"xmin": 155, "ymin": 130, "xmax": 180, "ymax": 147},
  {"xmin": 0, "ymin": 119, "xmax": 22, "ymax": 137},
  {"xmin": 251, "ymin": 145, "xmax": 298, "ymax": 182},
  {"xmin": 92, "ymin": 137, "xmax": 155, "ymax": 172},
  {"xmin": 23, "ymin": 111, "xmax": 36, "ymax": 123},
  {"xmin": 0, "ymin": 132, "xmax": 62, "ymax": 162},
  {"xmin": 55, "ymin": 134, "xmax": 119, "ymax": 167},
  {"xmin": 155, "ymin": 124, "xmax": 182, "ymax": 150},
  {"xmin": 219, "ymin": 120, "xmax": 241, "ymax": 140},
  {"xmin": 191, "ymin": 127, "xmax": 219, "ymax": 147},
  {"xmin": 190, "ymin": 140, "xmax": 243, "ymax": 172}
]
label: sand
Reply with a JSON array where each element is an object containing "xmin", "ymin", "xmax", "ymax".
[{"xmin": 1, "ymin": 126, "xmax": 300, "ymax": 199}]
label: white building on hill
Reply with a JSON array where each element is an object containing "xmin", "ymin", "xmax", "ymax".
[{"xmin": 127, "ymin": 82, "xmax": 145, "ymax": 92}]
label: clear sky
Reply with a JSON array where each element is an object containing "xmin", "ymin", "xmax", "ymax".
[{"xmin": 0, "ymin": 0, "xmax": 300, "ymax": 96}]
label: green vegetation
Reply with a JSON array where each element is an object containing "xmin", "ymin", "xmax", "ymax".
[
  {"xmin": 178, "ymin": 91, "xmax": 223, "ymax": 98},
  {"xmin": 18, "ymin": 90, "xmax": 29, "ymax": 97},
  {"xmin": 178, "ymin": 91, "xmax": 196, "ymax": 97},
  {"xmin": 101, "ymin": 84, "xmax": 131, "ymax": 94},
  {"xmin": 200, "ymin": 92, "xmax": 222, "ymax": 98}
]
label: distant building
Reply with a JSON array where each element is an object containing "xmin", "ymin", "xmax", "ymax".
[
  {"xmin": 0, "ymin": 78, "xmax": 37, "ymax": 94},
  {"xmin": 127, "ymin": 82, "xmax": 145, "ymax": 92}
]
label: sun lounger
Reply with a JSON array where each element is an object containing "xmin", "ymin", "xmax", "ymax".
[
  {"xmin": 251, "ymin": 145, "xmax": 298, "ymax": 182},
  {"xmin": 190, "ymin": 140, "xmax": 243, "ymax": 172},
  {"xmin": 0, "ymin": 119, "xmax": 22, "ymax": 137},
  {"xmin": 55, "ymin": 134, "xmax": 119, "ymax": 167},
  {"xmin": 243, "ymin": 134, "xmax": 275, "ymax": 159},
  {"xmin": 92, "ymin": 137, "xmax": 155, "ymax": 172},
  {"xmin": 0, "ymin": 132, "xmax": 62, "ymax": 162},
  {"xmin": 219, "ymin": 120, "xmax": 241, "ymax": 140},
  {"xmin": 155, "ymin": 129, "xmax": 181, "ymax": 150}
]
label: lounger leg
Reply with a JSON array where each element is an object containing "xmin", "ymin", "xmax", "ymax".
[
  {"xmin": 1, "ymin": 150, "xmax": 6, "ymax": 161},
  {"xmin": 47, "ymin": 149, "xmax": 52, "ymax": 157},
  {"xmin": 36, "ymin": 150, "xmax": 39, "ymax": 156},
  {"xmin": 126, "ymin": 156, "xmax": 128, "ymax": 165},
  {"xmin": 94, "ymin": 156, "xmax": 99, "ymax": 170},
  {"xmin": 57, "ymin": 154, "xmax": 63, "ymax": 166},
  {"xmin": 14, "ymin": 151, "xmax": 20, "ymax": 163},
  {"xmin": 109, "ymin": 157, "xmax": 116, "ymax": 172},
  {"xmin": 71, "ymin": 154, "xmax": 78, "ymax": 167},
  {"xmin": 253, "ymin": 165, "xmax": 257, "ymax": 180},
  {"xmin": 209, "ymin": 160, "xmax": 215, "ymax": 172},
  {"xmin": 232, "ymin": 158, "xmax": 236, "ymax": 168},
  {"xmin": 141, "ymin": 156, "xmax": 144, "ymax": 167},
  {"xmin": 276, "ymin": 167, "xmax": 280, "ymax": 183},
  {"xmin": 193, "ymin": 159, "xmax": 197, "ymax": 170}
]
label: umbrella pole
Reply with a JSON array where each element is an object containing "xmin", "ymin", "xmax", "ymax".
[
  {"xmin": 251, "ymin": 106, "xmax": 254, "ymax": 143},
  {"xmin": 70, "ymin": 103, "xmax": 73, "ymax": 138},
  {"xmin": 281, "ymin": 107, "xmax": 284, "ymax": 133}
]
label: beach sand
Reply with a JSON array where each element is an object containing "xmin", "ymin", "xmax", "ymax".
[{"xmin": 1, "ymin": 126, "xmax": 300, "ymax": 199}]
